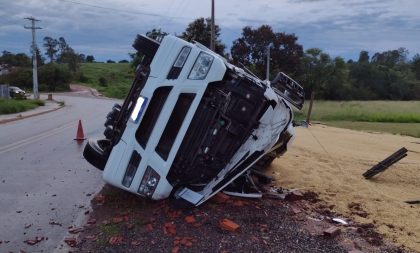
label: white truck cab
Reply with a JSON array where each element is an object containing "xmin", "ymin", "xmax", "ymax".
[{"xmin": 83, "ymin": 35, "xmax": 304, "ymax": 206}]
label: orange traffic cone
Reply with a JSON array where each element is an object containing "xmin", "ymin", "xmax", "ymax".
[{"xmin": 74, "ymin": 120, "xmax": 86, "ymax": 141}]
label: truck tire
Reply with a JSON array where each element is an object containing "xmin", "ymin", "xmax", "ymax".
[
  {"xmin": 83, "ymin": 139, "xmax": 111, "ymax": 170},
  {"xmin": 132, "ymin": 35, "xmax": 160, "ymax": 59}
]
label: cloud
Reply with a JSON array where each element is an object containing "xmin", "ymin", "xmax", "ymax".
[{"xmin": 0, "ymin": 0, "xmax": 419, "ymax": 61}]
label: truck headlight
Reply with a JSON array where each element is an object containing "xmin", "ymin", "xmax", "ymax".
[
  {"xmin": 167, "ymin": 46, "xmax": 191, "ymax": 80},
  {"xmin": 130, "ymin": 96, "xmax": 147, "ymax": 123},
  {"xmin": 138, "ymin": 166, "xmax": 160, "ymax": 197},
  {"xmin": 188, "ymin": 52, "xmax": 214, "ymax": 80}
]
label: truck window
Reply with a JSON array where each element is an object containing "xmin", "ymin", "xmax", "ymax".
[
  {"xmin": 135, "ymin": 86, "xmax": 172, "ymax": 148},
  {"xmin": 155, "ymin": 93, "xmax": 196, "ymax": 160}
]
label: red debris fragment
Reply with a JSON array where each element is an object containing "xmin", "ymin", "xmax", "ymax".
[
  {"xmin": 94, "ymin": 194, "xmax": 105, "ymax": 204},
  {"xmin": 85, "ymin": 235, "xmax": 97, "ymax": 241},
  {"xmin": 233, "ymin": 200, "xmax": 244, "ymax": 207},
  {"xmin": 108, "ymin": 236, "xmax": 123, "ymax": 245},
  {"xmin": 212, "ymin": 192, "xmax": 230, "ymax": 203},
  {"xmin": 184, "ymin": 215, "xmax": 196, "ymax": 224},
  {"xmin": 219, "ymin": 218, "xmax": 240, "ymax": 232},
  {"xmin": 131, "ymin": 240, "xmax": 141, "ymax": 246},
  {"xmin": 24, "ymin": 237, "xmax": 44, "ymax": 246},
  {"xmin": 171, "ymin": 246, "xmax": 180, "ymax": 253},
  {"xmin": 49, "ymin": 221, "xmax": 62, "ymax": 226},
  {"xmin": 87, "ymin": 218, "xmax": 96, "ymax": 225},
  {"xmin": 64, "ymin": 237, "xmax": 77, "ymax": 247},
  {"xmin": 112, "ymin": 217, "xmax": 124, "ymax": 224},
  {"xmin": 164, "ymin": 222, "xmax": 177, "ymax": 236},
  {"xmin": 68, "ymin": 227, "xmax": 84, "ymax": 234},
  {"xmin": 167, "ymin": 210, "xmax": 182, "ymax": 219},
  {"xmin": 147, "ymin": 223, "xmax": 153, "ymax": 231},
  {"xmin": 24, "ymin": 240, "xmax": 37, "ymax": 246}
]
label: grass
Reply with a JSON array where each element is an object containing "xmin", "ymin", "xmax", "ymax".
[
  {"xmin": 294, "ymin": 100, "xmax": 420, "ymax": 138},
  {"xmin": 79, "ymin": 63, "xmax": 134, "ymax": 99},
  {"xmin": 0, "ymin": 99, "xmax": 45, "ymax": 115}
]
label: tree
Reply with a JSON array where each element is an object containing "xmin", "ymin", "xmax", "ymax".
[
  {"xmin": 371, "ymin": 47, "xmax": 408, "ymax": 67},
  {"xmin": 412, "ymin": 54, "xmax": 420, "ymax": 80},
  {"xmin": 231, "ymin": 25, "xmax": 303, "ymax": 79},
  {"xmin": 180, "ymin": 17, "xmax": 226, "ymax": 55},
  {"xmin": 146, "ymin": 28, "xmax": 168, "ymax": 41},
  {"xmin": 358, "ymin": 50, "xmax": 369, "ymax": 64},
  {"xmin": 299, "ymin": 48, "xmax": 335, "ymax": 97},
  {"xmin": 86, "ymin": 55, "xmax": 95, "ymax": 63},
  {"xmin": 78, "ymin": 54, "xmax": 86, "ymax": 62},
  {"xmin": 43, "ymin": 37, "xmax": 58, "ymax": 63},
  {"xmin": 59, "ymin": 47, "xmax": 80, "ymax": 72},
  {"xmin": 58, "ymin": 37, "xmax": 69, "ymax": 55},
  {"xmin": 0, "ymin": 51, "xmax": 31, "ymax": 67}
]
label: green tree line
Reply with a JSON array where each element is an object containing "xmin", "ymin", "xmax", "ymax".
[{"xmin": 1, "ymin": 17, "xmax": 420, "ymax": 99}]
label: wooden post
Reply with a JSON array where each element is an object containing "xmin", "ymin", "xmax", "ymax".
[{"xmin": 306, "ymin": 91, "xmax": 315, "ymax": 124}]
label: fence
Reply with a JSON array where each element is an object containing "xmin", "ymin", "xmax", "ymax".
[{"xmin": 0, "ymin": 84, "xmax": 10, "ymax": 99}]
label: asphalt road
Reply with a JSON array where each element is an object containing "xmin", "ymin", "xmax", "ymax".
[{"xmin": 0, "ymin": 94, "xmax": 118, "ymax": 253}]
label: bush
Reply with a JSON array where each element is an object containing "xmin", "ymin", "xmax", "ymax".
[
  {"xmin": 98, "ymin": 76, "xmax": 108, "ymax": 87},
  {"xmin": 38, "ymin": 64, "xmax": 72, "ymax": 91},
  {"xmin": 0, "ymin": 68, "xmax": 33, "ymax": 90},
  {"xmin": 78, "ymin": 72, "xmax": 89, "ymax": 83}
]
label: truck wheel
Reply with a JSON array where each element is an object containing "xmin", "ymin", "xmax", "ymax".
[
  {"xmin": 251, "ymin": 152, "xmax": 277, "ymax": 171},
  {"xmin": 83, "ymin": 139, "xmax": 111, "ymax": 170},
  {"xmin": 132, "ymin": 35, "xmax": 160, "ymax": 59}
]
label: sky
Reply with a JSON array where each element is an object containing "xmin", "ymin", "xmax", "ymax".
[{"xmin": 0, "ymin": 0, "xmax": 419, "ymax": 62}]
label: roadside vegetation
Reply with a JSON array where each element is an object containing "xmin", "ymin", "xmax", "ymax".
[
  {"xmin": 0, "ymin": 99, "xmax": 44, "ymax": 114},
  {"xmin": 294, "ymin": 101, "xmax": 420, "ymax": 137},
  {"xmin": 78, "ymin": 63, "xmax": 134, "ymax": 99}
]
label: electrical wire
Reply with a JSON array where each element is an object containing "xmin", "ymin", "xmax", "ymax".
[{"xmin": 58, "ymin": 0, "xmax": 193, "ymax": 20}]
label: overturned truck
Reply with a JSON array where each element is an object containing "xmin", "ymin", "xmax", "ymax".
[{"xmin": 83, "ymin": 35, "xmax": 304, "ymax": 206}]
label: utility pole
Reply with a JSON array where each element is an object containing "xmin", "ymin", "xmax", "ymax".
[
  {"xmin": 24, "ymin": 17, "xmax": 42, "ymax": 100},
  {"xmin": 266, "ymin": 45, "xmax": 271, "ymax": 81},
  {"xmin": 266, "ymin": 43, "xmax": 273, "ymax": 81},
  {"xmin": 210, "ymin": 0, "xmax": 215, "ymax": 51}
]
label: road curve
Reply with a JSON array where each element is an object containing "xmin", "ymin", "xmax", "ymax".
[{"xmin": 0, "ymin": 94, "xmax": 118, "ymax": 253}]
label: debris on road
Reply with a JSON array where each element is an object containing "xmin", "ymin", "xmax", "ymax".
[
  {"xmin": 68, "ymin": 227, "xmax": 84, "ymax": 234},
  {"xmin": 108, "ymin": 236, "xmax": 123, "ymax": 245},
  {"xmin": 332, "ymin": 218, "xmax": 348, "ymax": 225},
  {"xmin": 219, "ymin": 218, "xmax": 240, "ymax": 232},
  {"xmin": 64, "ymin": 237, "xmax": 77, "ymax": 247},
  {"xmin": 405, "ymin": 200, "xmax": 420, "ymax": 204},
  {"xmin": 24, "ymin": 237, "xmax": 44, "ymax": 245},
  {"xmin": 363, "ymin": 147, "xmax": 408, "ymax": 179},
  {"xmin": 323, "ymin": 226, "xmax": 341, "ymax": 238}
]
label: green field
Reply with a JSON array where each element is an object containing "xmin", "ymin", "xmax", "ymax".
[
  {"xmin": 79, "ymin": 63, "xmax": 134, "ymax": 99},
  {"xmin": 295, "ymin": 101, "xmax": 420, "ymax": 137},
  {"xmin": 0, "ymin": 99, "xmax": 45, "ymax": 114}
]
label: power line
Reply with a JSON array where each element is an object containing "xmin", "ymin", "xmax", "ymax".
[{"xmin": 58, "ymin": 0, "xmax": 193, "ymax": 20}]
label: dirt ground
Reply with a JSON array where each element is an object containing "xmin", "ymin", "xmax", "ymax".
[{"xmin": 270, "ymin": 124, "xmax": 420, "ymax": 252}]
